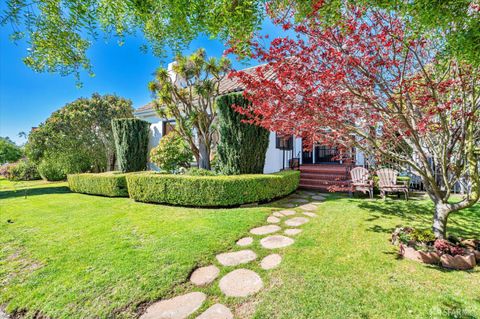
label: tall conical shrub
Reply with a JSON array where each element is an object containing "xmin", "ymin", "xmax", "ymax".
[
  {"xmin": 217, "ymin": 93, "xmax": 270, "ymax": 175},
  {"xmin": 111, "ymin": 118, "xmax": 150, "ymax": 172}
]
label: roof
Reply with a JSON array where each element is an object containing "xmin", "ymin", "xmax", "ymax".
[{"xmin": 134, "ymin": 64, "xmax": 268, "ymax": 115}]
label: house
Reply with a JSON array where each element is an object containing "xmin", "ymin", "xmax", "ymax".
[{"xmin": 134, "ymin": 63, "xmax": 367, "ymax": 191}]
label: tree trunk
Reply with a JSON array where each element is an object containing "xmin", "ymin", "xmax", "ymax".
[
  {"xmin": 198, "ymin": 136, "xmax": 211, "ymax": 170},
  {"xmin": 432, "ymin": 202, "xmax": 452, "ymax": 239}
]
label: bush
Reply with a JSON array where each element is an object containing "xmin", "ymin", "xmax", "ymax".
[
  {"xmin": 38, "ymin": 159, "xmax": 67, "ymax": 181},
  {"xmin": 373, "ymin": 175, "xmax": 411, "ymax": 189},
  {"xmin": 3, "ymin": 159, "xmax": 40, "ymax": 181},
  {"xmin": 184, "ymin": 168, "xmax": 217, "ymax": 176},
  {"xmin": 150, "ymin": 131, "xmax": 193, "ymax": 172},
  {"xmin": 216, "ymin": 93, "xmax": 270, "ymax": 174},
  {"xmin": 68, "ymin": 172, "xmax": 128, "ymax": 197},
  {"xmin": 127, "ymin": 170, "xmax": 300, "ymax": 207},
  {"xmin": 112, "ymin": 118, "xmax": 150, "ymax": 172}
]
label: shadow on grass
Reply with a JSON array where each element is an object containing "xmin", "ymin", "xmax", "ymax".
[
  {"xmin": 0, "ymin": 186, "xmax": 71, "ymax": 200},
  {"xmin": 356, "ymin": 197, "xmax": 480, "ymax": 238}
]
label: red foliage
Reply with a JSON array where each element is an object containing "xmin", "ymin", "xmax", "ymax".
[{"xmin": 434, "ymin": 239, "xmax": 465, "ymax": 256}]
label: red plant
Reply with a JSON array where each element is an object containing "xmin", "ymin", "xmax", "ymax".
[{"xmin": 434, "ymin": 239, "xmax": 465, "ymax": 256}]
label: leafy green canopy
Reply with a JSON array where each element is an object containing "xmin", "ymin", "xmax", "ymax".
[
  {"xmin": 2, "ymin": 0, "xmax": 479, "ymax": 82},
  {"xmin": 0, "ymin": 137, "xmax": 23, "ymax": 164},
  {"xmin": 26, "ymin": 94, "xmax": 133, "ymax": 173},
  {"xmin": 150, "ymin": 131, "xmax": 193, "ymax": 173}
]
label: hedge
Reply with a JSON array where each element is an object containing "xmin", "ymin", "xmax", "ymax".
[
  {"xmin": 67, "ymin": 172, "xmax": 129, "ymax": 197},
  {"xmin": 126, "ymin": 170, "xmax": 300, "ymax": 207},
  {"xmin": 373, "ymin": 175, "xmax": 411, "ymax": 189},
  {"xmin": 112, "ymin": 118, "xmax": 150, "ymax": 172}
]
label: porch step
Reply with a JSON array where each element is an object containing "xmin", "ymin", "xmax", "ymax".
[
  {"xmin": 299, "ymin": 164, "xmax": 351, "ymax": 192},
  {"xmin": 300, "ymin": 173, "xmax": 348, "ymax": 181}
]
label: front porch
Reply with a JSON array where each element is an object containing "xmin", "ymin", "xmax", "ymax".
[{"xmin": 299, "ymin": 163, "xmax": 352, "ymax": 191}]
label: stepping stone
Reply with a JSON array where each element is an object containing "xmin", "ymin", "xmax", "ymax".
[
  {"xmin": 260, "ymin": 235, "xmax": 295, "ymax": 249},
  {"xmin": 285, "ymin": 217, "xmax": 309, "ymax": 227},
  {"xmin": 279, "ymin": 210, "xmax": 296, "ymax": 216},
  {"xmin": 250, "ymin": 225, "xmax": 281, "ymax": 235},
  {"xmin": 190, "ymin": 265, "xmax": 220, "ymax": 286},
  {"xmin": 303, "ymin": 212, "xmax": 317, "ymax": 218},
  {"xmin": 236, "ymin": 237, "xmax": 253, "ymax": 246},
  {"xmin": 291, "ymin": 198, "xmax": 309, "ymax": 203},
  {"xmin": 310, "ymin": 202, "xmax": 323, "ymax": 206},
  {"xmin": 196, "ymin": 304, "xmax": 233, "ymax": 319},
  {"xmin": 140, "ymin": 292, "xmax": 206, "ymax": 319},
  {"xmin": 284, "ymin": 228, "xmax": 302, "ymax": 236},
  {"xmin": 272, "ymin": 212, "xmax": 284, "ymax": 218},
  {"xmin": 299, "ymin": 191, "xmax": 316, "ymax": 195},
  {"xmin": 312, "ymin": 195, "xmax": 326, "ymax": 201},
  {"xmin": 261, "ymin": 254, "xmax": 282, "ymax": 270},
  {"xmin": 219, "ymin": 269, "xmax": 263, "ymax": 297},
  {"xmin": 298, "ymin": 204, "xmax": 317, "ymax": 211},
  {"xmin": 282, "ymin": 203, "xmax": 295, "ymax": 208},
  {"xmin": 216, "ymin": 250, "xmax": 257, "ymax": 266},
  {"xmin": 267, "ymin": 216, "xmax": 281, "ymax": 224}
]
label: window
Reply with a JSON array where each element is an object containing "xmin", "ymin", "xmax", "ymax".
[
  {"xmin": 162, "ymin": 120, "xmax": 175, "ymax": 136},
  {"xmin": 276, "ymin": 134, "xmax": 293, "ymax": 150}
]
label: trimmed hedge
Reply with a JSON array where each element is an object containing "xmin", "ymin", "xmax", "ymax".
[
  {"xmin": 67, "ymin": 172, "xmax": 129, "ymax": 197},
  {"xmin": 126, "ymin": 170, "xmax": 300, "ymax": 207},
  {"xmin": 112, "ymin": 118, "xmax": 150, "ymax": 172},
  {"xmin": 373, "ymin": 176, "xmax": 411, "ymax": 189}
]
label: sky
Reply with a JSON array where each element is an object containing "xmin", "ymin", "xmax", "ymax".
[{"xmin": 0, "ymin": 16, "xmax": 280, "ymax": 145}]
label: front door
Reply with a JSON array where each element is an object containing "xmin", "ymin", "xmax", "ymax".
[{"xmin": 314, "ymin": 145, "xmax": 339, "ymax": 163}]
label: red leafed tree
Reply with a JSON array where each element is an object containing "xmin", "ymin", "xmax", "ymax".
[{"xmin": 230, "ymin": 5, "xmax": 479, "ymax": 239}]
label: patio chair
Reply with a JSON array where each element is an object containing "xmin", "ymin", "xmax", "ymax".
[
  {"xmin": 350, "ymin": 167, "xmax": 373, "ymax": 199},
  {"xmin": 376, "ymin": 168, "xmax": 409, "ymax": 200}
]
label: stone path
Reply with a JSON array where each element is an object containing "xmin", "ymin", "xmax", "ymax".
[
  {"xmin": 139, "ymin": 191, "xmax": 326, "ymax": 318},
  {"xmin": 216, "ymin": 250, "xmax": 257, "ymax": 266}
]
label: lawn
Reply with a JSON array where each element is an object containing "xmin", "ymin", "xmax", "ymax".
[
  {"xmin": 0, "ymin": 179, "xmax": 271, "ymax": 318},
  {"xmin": 1, "ymin": 180, "xmax": 479, "ymax": 319}
]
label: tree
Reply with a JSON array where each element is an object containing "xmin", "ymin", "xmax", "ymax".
[
  {"xmin": 26, "ymin": 94, "xmax": 133, "ymax": 172},
  {"xmin": 148, "ymin": 48, "xmax": 231, "ymax": 170},
  {"xmin": 2, "ymin": 0, "xmax": 478, "ymax": 83},
  {"xmin": 217, "ymin": 93, "xmax": 270, "ymax": 174},
  {"xmin": 111, "ymin": 118, "xmax": 150, "ymax": 172},
  {"xmin": 231, "ymin": 6, "xmax": 479, "ymax": 239},
  {"xmin": 0, "ymin": 137, "xmax": 23, "ymax": 164},
  {"xmin": 150, "ymin": 131, "xmax": 193, "ymax": 173}
]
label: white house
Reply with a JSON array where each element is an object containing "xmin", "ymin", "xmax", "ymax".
[{"xmin": 134, "ymin": 63, "xmax": 366, "ymax": 190}]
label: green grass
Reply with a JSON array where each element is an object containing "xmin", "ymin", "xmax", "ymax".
[
  {"xmin": 1, "ymin": 179, "xmax": 479, "ymax": 319},
  {"xmin": 0, "ymin": 179, "xmax": 271, "ymax": 318},
  {"xmin": 252, "ymin": 195, "xmax": 480, "ymax": 319}
]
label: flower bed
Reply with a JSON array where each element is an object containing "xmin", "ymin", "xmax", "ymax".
[
  {"xmin": 126, "ymin": 170, "xmax": 300, "ymax": 207},
  {"xmin": 67, "ymin": 172, "xmax": 129, "ymax": 197},
  {"xmin": 392, "ymin": 226, "xmax": 479, "ymax": 270}
]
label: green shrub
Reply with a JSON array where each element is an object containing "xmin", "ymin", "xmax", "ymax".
[
  {"xmin": 373, "ymin": 176, "xmax": 411, "ymax": 189},
  {"xmin": 112, "ymin": 118, "xmax": 150, "ymax": 172},
  {"xmin": 38, "ymin": 159, "xmax": 66, "ymax": 181},
  {"xmin": 4, "ymin": 159, "xmax": 40, "ymax": 181},
  {"xmin": 217, "ymin": 93, "xmax": 270, "ymax": 174},
  {"xmin": 68, "ymin": 172, "xmax": 128, "ymax": 197},
  {"xmin": 127, "ymin": 170, "xmax": 300, "ymax": 207},
  {"xmin": 150, "ymin": 131, "xmax": 193, "ymax": 172},
  {"xmin": 185, "ymin": 168, "xmax": 217, "ymax": 176}
]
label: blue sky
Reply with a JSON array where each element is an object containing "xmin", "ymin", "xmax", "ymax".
[{"xmin": 0, "ymin": 20, "xmax": 280, "ymax": 145}]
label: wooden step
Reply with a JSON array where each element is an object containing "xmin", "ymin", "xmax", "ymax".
[{"xmin": 300, "ymin": 173, "xmax": 347, "ymax": 181}]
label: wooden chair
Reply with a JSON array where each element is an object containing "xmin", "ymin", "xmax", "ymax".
[
  {"xmin": 350, "ymin": 167, "xmax": 373, "ymax": 199},
  {"xmin": 376, "ymin": 168, "xmax": 409, "ymax": 200}
]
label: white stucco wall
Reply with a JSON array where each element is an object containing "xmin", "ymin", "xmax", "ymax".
[{"xmin": 263, "ymin": 134, "xmax": 302, "ymax": 173}]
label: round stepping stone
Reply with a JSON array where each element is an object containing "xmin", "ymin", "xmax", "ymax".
[
  {"xmin": 279, "ymin": 210, "xmax": 296, "ymax": 216},
  {"xmin": 303, "ymin": 212, "xmax": 317, "ymax": 218},
  {"xmin": 190, "ymin": 265, "xmax": 220, "ymax": 286},
  {"xmin": 196, "ymin": 304, "xmax": 233, "ymax": 319},
  {"xmin": 285, "ymin": 217, "xmax": 309, "ymax": 227},
  {"xmin": 282, "ymin": 203, "xmax": 295, "ymax": 208},
  {"xmin": 216, "ymin": 250, "xmax": 257, "ymax": 266},
  {"xmin": 261, "ymin": 254, "xmax": 282, "ymax": 270},
  {"xmin": 260, "ymin": 235, "xmax": 295, "ymax": 249},
  {"xmin": 140, "ymin": 292, "xmax": 206, "ymax": 319},
  {"xmin": 298, "ymin": 204, "xmax": 317, "ymax": 211},
  {"xmin": 250, "ymin": 225, "xmax": 281, "ymax": 235},
  {"xmin": 292, "ymin": 198, "xmax": 309, "ymax": 203},
  {"xmin": 272, "ymin": 212, "xmax": 284, "ymax": 218},
  {"xmin": 267, "ymin": 216, "xmax": 280, "ymax": 224},
  {"xmin": 310, "ymin": 201, "xmax": 323, "ymax": 206},
  {"xmin": 236, "ymin": 237, "xmax": 253, "ymax": 246},
  {"xmin": 219, "ymin": 269, "xmax": 263, "ymax": 297},
  {"xmin": 312, "ymin": 195, "xmax": 325, "ymax": 201},
  {"xmin": 284, "ymin": 228, "xmax": 303, "ymax": 236}
]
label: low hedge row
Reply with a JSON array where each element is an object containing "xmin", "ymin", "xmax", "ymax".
[
  {"xmin": 126, "ymin": 170, "xmax": 300, "ymax": 207},
  {"xmin": 67, "ymin": 172, "xmax": 129, "ymax": 197}
]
